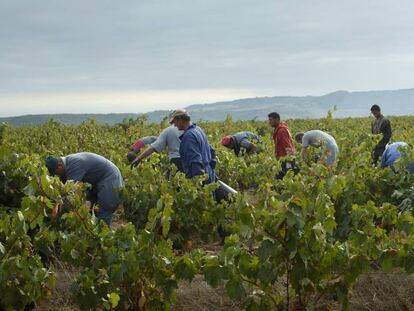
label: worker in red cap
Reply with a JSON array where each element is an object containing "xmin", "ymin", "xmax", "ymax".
[{"xmin": 221, "ymin": 131, "xmax": 261, "ymax": 156}]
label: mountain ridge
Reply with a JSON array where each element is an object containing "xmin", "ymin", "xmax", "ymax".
[{"xmin": 1, "ymin": 88, "xmax": 413, "ymax": 126}]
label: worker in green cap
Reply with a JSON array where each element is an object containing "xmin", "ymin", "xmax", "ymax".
[{"xmin": 45, "ymin": 152, "xmax": 123, "ymax": 226}]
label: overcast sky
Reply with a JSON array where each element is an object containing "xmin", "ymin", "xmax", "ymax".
[{"xmin": 1, "ymin": 0, "xmax": 414, "ymax": 117}]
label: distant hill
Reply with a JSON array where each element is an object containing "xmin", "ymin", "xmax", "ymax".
[
  {"xmin": 0, "ymin": 112, "xmax": 167, "ymax": 127},
  {"xmin": 1, "ymin": 88, "xmax": 413, "ymax": 126},
  {"xmin": 184, "ymin": 88, "xmax": 414, "ymax": 120}
]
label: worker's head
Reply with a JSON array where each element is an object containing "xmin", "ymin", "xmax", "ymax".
[
  {"xmin": 169, "ymin": 109, "xmax": 187, "ymax": 124},
  {"xmin": 294, "ymin": 132, "xmax": 305, "ymax": 144},
  {"xmin": 171, "ymin": 110, "xmax": 191, "ymax": 130},
  {"xmin": 45, "ymin": 156, "xmax": 65, "ymax": 177},
  {"xmin": 127, "ymin": 151, "xmax": 137, "ymax": 163},
  {"xmin": 268, "ymin": 112, "xmax": 281, "ymax": 128},
  {"xmin": 221, "ymin": 136, "xmax": 234, "ymax": 149},
  {"xmin": 370, "ymin": 105, "xmax": 381, "ymax": 118}
]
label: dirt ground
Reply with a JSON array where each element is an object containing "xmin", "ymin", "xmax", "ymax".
[
  {"xmin": 35, "ymin": 266, "xmax": 414, "ymax": 311},
  {"xmin": 35, "ymin": 205, "xmax": 414, "ymax": 311}
]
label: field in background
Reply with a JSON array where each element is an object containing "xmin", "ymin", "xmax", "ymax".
[{"xmin": 1, "ymin": 115, "xmax": 414, "ymax": 310}]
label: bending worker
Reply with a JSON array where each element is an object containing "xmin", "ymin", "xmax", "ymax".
[
  {"xmin": 130, "ymin": 110, "xmax": 185, "ymax": 172},
  {"xmin": 295, "ymin": 130, "xmax": 339, "ymax": 167},
  {"xmin": 45, "ymin": 152, "xmax": 124, "ymax": 226},
  {"xmin": 221, "ymin": 131, "xmax": 261, "ymax": 156},
  {"xmin": 381, "ymin": 142, "xmax": 414, "ymax": 173},
  {"xmin": 127, "ymin": 136, "xmax": 157, "ymax": 163}
]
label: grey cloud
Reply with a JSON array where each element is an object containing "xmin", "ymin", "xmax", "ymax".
[{"xmin": 0, "ymin": 0, "xmax": 414, "ymax": 97}]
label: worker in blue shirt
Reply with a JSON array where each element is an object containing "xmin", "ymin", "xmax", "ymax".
[
  {"xmin": 45, "ymin": 152, "xmax": 124, "ymax": 226},
  {"xmin": 171, "ymin": 110, "xmax": 231, "ymax": 241},
  {"xmin": 170, "ymin": 110, "xmax": 217, "ymax": 184},
  {"xmin": 381, "ymin": 142, "xmax": 414, "ymax": 173},
  {"xmin": 221, "ymin": 131, "xmax": 261, "ymax": 156}
]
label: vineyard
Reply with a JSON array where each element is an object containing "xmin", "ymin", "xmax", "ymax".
[{"xmin": 1, "ymin": 114, "xmax": 414, "ymax": 311}]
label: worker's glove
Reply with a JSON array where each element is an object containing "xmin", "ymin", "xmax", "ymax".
[{"xmin": 130, "ymin": 157, "xmax": 141, "ymax": 169}]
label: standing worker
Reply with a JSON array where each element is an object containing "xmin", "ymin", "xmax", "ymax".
[
  {"xmin": 171, "ymin": 110, "xmax": 231, "ymax": 240},
  {"xmin": 127, "ymin": 136, "xmax": 157, "ymax": 163},
  {"xmin": 268, "ymin": 112, "xmax": 297, "ymax": 179},
  {"xmin": 45, "ymin": 152, "xmax": 124, "ymax": 226},
  {"xmin": 170, "ymin": 111, "xmax": 231, "ymax": 202},
  {"xmin": 130, "ymin": 110, "xmax": 185, "ymax": 172},
  {"xmin": 371, "ymin": 105, "xmax": 392, "ymax": 164},
  {"xmin": 221, "ymin": 131, "xmax": 261, "ymax": 156},
  {"xmin": 295, "ymin": 130, "xmax": 339, "ymax": 167},
  {"xmin": 171, "ymin": 111, "xmax": 217, "ymax": 184},
  {"xmin": 381, "ymin": 142, "xmax": 414, "ymax": 173}
]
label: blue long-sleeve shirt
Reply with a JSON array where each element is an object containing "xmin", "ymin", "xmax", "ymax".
[
  {"xmin": 381, "ymin": 142, "xmax": 407, "ymax": 168},
  {"xmin": 63, "ymin": 152, "xmax": 124, "ymax": 225},
  {"xmin": 232, "ymin": 131, "xmax": 261, "ymax": 149},
  {"xmin": 381, "ymin": 142, "xmax": 414, "ymax": 173},
  {"xmin": 64, "ymin": 152, "xmax": 123, "ymax": 187},
  {"xmin": 179, "ymin": 124, "xmax": 217, "ymax": 183}
]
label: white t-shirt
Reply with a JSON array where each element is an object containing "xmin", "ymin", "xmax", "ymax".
[
  {"xmin": 303, "ymin": 130, "xmax": 338, "ymax": 151},
  {"xmin": 151, "ymin": 125, "xmax": 183, "ymax": 159}
]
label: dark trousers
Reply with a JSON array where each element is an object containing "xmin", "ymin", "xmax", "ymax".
[
  {"xmin": 372, "ymin": 147, "xmax": 385, "ymax": 165},
  {"xmin": 277, "ymin": 160, "xmax": 299, "ymax": 180},
  {"xmin": 170, "ymin": 157, "xmax": 184, "ymax": 172},
  {"xmin": 215, "ymin": 183, "xmax": 231, "ymax": 203},
  {"xmin": 214, "ymin": 181, "xmax": 234, "ymax": 239}
]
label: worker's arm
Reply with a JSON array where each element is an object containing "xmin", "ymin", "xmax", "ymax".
[
  {"xmin": 181, "ymin": 134, "xmax": 205, "ymax": 179},
  {"xmin": 246, "ymin": 143, "xmax": 257, "ymax": 153},
  {"xmin": 248, "ymin": 132, "xmax": 262, "ymax": 143},
  {"xmin": 209, "ymin": 145, "xmax": 217, "ymax": 169},
  {"xmin": 301, "ymin": 146, "xmax": 307, "ymax": 161},
  {"xmin": 131, "ymin": 130, "xmax": 169, "ymax": 168},
  {"xmin": 377, "ymin": 120, "xmax": 392, "ymax": 149},
  {"xmin": 240, "ymin": 139, "xmax": 257, "ymax": 153},
  {"xmin": 131, "ymin": 146, "xmax": 156, "ymax": 167},
  {"xmin": 380, "ymin": 148, "xmax": 389, "ymax": 168}
]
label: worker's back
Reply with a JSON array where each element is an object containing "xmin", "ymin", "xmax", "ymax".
[
  {"xmin": 65, "ymin": 152, "xmax": 122, "ymax": 186},
  {"xmin": 151, "ymin": 125, "xmax": 183, "ymax": 159},
  {"xmin": 381, "ymin": 142, "xmax": 408, "ymax": 168},
  {"xmin": 180, "ymin": 124, "xmax": 216, "ymax": 182}
]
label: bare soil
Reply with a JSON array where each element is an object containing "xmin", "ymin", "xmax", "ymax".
[{"xmin": 35, "ymin": 265, "xmax": 414, "ymax": 311}]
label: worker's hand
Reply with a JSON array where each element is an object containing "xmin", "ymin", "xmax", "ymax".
[
  {"xmin": 51, "ymin": 204, "xmax": 60, "ymax": 218},
  {"xmin": 130, "ymin": 157, "xmax": 141, "ymax": 169},
  {"xmin": 249, "ymin": 144, "xmax": 257, "ymax": 153}
]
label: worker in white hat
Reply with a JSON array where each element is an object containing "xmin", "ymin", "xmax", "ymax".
[{"xmin": 130, "ymin": 110, "xmax": 186, "ymax": 171}]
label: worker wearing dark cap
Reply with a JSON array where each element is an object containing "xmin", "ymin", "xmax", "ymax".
[{"xmin": 45, "ymin": 152, "xmax": 123, "ymax": 226}]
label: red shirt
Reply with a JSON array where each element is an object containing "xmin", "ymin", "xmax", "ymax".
[{"xmin": 272, "ymin": 122, "xmax": 295, "ymax": 159}]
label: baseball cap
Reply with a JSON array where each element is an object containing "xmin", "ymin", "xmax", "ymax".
[
  {"xmin": 45, "ymin": 156, "xmax": 59, "ymax": 176},
  {"xmin": 221, "ymin": 136, "xmax": 232, "ymax": 146},
  {"xmin": 168, "ymin": 109, "xmax": 189, "ymax": 124}
]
